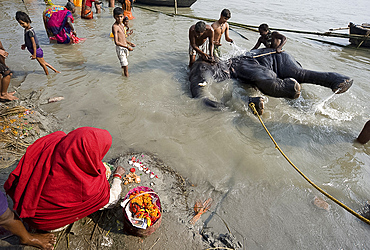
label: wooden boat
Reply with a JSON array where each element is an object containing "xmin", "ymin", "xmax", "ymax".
[
  {"xmin": 348, "ymin": 22, "xmax": 370, "ymax": 47},
  {"xmin": 134, "ymin": 0, "xmax": 197, "ymax": 7}
]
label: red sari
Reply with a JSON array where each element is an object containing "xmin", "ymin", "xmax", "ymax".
[{"xmin": 4, "ymin": 127, "xmax": 111, "ymax": 231}]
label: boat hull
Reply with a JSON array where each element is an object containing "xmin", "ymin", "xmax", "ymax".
[
  {"xmin": 349, "ymin": 22, "xmax": 370, "ymax": 48},
  {"xmin": 135, "ymin": 0, "xmax": 197, "ymax": 7}
]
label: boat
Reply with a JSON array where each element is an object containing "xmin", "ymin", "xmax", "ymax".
[
  {"xmin": 134, "ymin": 0, "xmax": 197, "ymax": 7},
  {"xmin": 348, "ymin": 22, "xmax": 370, "ymax": 47}
]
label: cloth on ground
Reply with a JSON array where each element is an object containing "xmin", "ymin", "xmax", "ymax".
[{"xmin": 4, "ymin": 127, "xmax": 111, "ymax": 231}]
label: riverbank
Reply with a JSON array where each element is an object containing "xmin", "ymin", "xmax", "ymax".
[{"xmin": 0, "ymin": 92, "xmax": 242, "ymax": 249}]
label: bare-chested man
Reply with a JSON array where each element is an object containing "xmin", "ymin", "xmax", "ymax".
[
  {"xmin": 188, "ymin": 21, "xmax": 214, "ymax": 68},
  {"xmin": 252, "ymin": 23, "xmax": 287, "ymax": 53},
  {"xmin": 211, "ymin": 9, "xmax": 233, "ymax": 58}
]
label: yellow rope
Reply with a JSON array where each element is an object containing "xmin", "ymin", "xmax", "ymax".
[{"xmin": 248, "ymin": 102, "xmax": 370, "ymax": 225}]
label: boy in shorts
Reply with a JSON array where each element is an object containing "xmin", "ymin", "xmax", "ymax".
[
  {"xmin": 112, "ymin": 7, "xmax": 135, "ymax": 77},
  {"xmin": 211, "ymin": 9, "xmax": 233, "ymax": 58}
]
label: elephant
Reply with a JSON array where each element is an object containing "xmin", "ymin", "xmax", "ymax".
[{"xmin": 189, "ymin": 48, "xmax": 353, "ymax": 115}]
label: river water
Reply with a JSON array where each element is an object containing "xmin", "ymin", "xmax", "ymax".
[{"xmin": 1, "ymin": 0, "xmax": 369, "ymax": 248}]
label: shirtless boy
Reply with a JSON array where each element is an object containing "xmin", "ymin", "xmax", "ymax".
[
  {"xmin": 188, "ymin": 21, "xmax": 214, "ymax": 68},
  {"xmin": 211, "ymin": 9, "xmax": 233, "ymax": 58},
  {"xmin": 112, "ymin": 7, "xmax": 135, "ymax": 77},
  {"xmin": 0, "ymin": 40, "xmax": 17, "ymax": 101},
  {"xmin": 252, "ymin": 23, "xmax": 287, "ymax": 53}
]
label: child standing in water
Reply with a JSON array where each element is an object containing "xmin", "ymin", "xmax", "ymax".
[
  {"xmin": 16, "ymin": 11, "xmax": 60, "ymax": 75},
  {"xmin": 112, "ymin": 7, "xmax": 135, "ymax": 77},
  {"xmin": 123, "ymin": 16, "xmax": 133, "ymax": 37}
]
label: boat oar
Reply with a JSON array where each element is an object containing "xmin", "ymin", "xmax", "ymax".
[
  {"xmin": 230, "ymin": 27, "xmax": 249, "ymax": 40},
  {"xmin": 329, "ymin": 27, "xmax": 349, "ymax": 31}
]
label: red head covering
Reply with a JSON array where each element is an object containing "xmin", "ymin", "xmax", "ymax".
[{"xmin": 4, "ymin": 127, "xmax": 111, "ymax": 231}]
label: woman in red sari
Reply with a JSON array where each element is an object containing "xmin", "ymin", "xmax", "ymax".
[{"xmin": 4, "ymin": 127, "xmax": 123, "ymax": 231}]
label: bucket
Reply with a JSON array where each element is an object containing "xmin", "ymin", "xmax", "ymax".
[
  {"xmin": 73, "ymin": 0, "xmax": 82, "ymax": 7},
  {"xmin": 121, "ymin": 186, "xmax": 162, "ymax": 237}
]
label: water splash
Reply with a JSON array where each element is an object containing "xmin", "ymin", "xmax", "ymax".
[
  {"xmin": 220, "ymin": 42, "xmax": 248, "ymax": 60},
  {"xmin": 312, "ymin": 91, "xmax": 337, "ymax": 114},
  {"xmin": 312, "ymin": 91, "xmax": 353, "ymax": 122}
]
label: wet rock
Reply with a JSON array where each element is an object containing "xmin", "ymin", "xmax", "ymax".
[
  {"xmin": 313, "ymin": 196, "xmax": 330, "ymax": 211},
  {"xmin": 201, "ymin": 231, "xmax": 243, "ymax": 249}
]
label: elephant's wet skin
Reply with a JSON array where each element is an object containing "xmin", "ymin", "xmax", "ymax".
[
  {"xmin": 231, "ymin": 55, "xmax": 302, "ymax": 99},
  {"xmin": 249, "ymin": 48, "xmax": 353, "ymax": 95},
  {"xmin": 188, "ymin": 48, "xmax": 352, "ymax": 114},
  {"xmin": 189, "ymin": 59, "xmax": 265, "ymax": 114}
]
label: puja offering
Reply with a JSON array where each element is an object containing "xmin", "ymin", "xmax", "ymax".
[
  {"xmin": 128, "ymin": 156, "xmax": 159, "ymax": 179},
  {"xmin": 123, "ymin": 172, "xmax": 141, "ymax": 185},
  {"xmin": 121, "ymin": 186, "xmax": 162, "ymax": 237}
]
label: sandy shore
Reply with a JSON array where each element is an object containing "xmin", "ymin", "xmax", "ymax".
[{"xmin": 0, "ymin": 92, "xmax": 242, "ymax": 249}]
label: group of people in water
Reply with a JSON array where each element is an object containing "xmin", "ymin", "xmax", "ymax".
[
  {"xmin": 188, "ymin": 8, "xmax": 287, "ymax": 67},
  {"xmin": 0, "ymin": 2, "xmax": 369, "ymax": 250},
  {"xmin": 0, "ymin": 0, "xmax": 136, "ymax": 102},
  {"xmin": 187, "ymin": 8, "xmax": 369, "ymax": 144}
]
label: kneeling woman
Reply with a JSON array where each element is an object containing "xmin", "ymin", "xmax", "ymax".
[
  {"xmin": 4, "ymin": 127, "xmax": 124, "ymax": 231},
  {"xmin": 43, "ymin": 2, "xmax": 83, "ymax": 44}
]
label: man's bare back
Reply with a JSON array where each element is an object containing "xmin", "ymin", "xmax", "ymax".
[
  {"xmin": 188, "ymin": 21, "xmax": 214, "ymax": 67},
  {"xmin": 189, "ymin": 24, "xmax": 213, "ymax": 48}
]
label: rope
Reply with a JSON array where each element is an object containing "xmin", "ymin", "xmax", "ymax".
[{"xmin": 248, "ymin": 102, "xmax": 370, "ymax": 225}]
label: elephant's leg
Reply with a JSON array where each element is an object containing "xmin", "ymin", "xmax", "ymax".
[
  {"xmin": 234, "ymin": 59, "xmax": 301, "ymax": 99},
  {"xmin": 295, "ymin": 70, "xmax": 353, "ymax": 94},
  {"xmin": 275, "ymin": 53, "xmax": 353, "ymax": 94},
  {"xmin": 248, "ymin": 97, "xmax": 264, "ymax": 115}
]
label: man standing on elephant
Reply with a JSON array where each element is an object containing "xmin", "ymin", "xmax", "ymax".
[
  {"xmin": 211, "ymin": 9, "xmax": 233, "ymax": 58},
  {"xmin": 188, "ymin": 21, "xmax": 214, "ymax": 68}
]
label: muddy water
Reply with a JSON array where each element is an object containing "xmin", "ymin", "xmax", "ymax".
[{"xmin": 1, "ymin": 0, "xmax": 369, "ymax": 248}]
